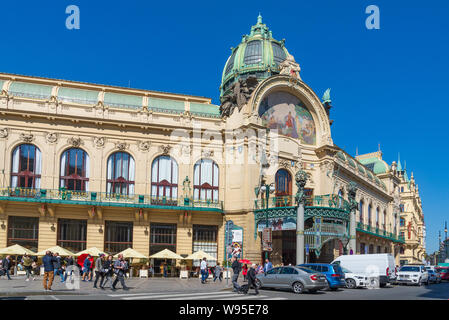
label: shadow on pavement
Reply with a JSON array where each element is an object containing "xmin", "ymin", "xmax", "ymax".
[{"xmin": 417, "ymin": 281, "xmax": 449, "ymax": 300}]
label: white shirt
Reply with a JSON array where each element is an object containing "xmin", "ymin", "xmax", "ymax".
[{"xmin": 200, "ymin": 260, "xmax": 207, "ymax": 270}]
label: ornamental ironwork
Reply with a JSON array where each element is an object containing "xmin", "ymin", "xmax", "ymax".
[{"xmin": 295, "ymin": 170, "xmax": 308, "ymax": 205}]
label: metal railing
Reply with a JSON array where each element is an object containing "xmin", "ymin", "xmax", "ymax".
[
  {"xmin": 0, "ymin": 187, "xmax": 223, "ymax": 210},
  {"xmin": 254, "ymin": 194, "xmax": 350, "ymax": 211},
  {"xmin": 357, "ymin": 222, "xmax": 405, "ymax": 242}
]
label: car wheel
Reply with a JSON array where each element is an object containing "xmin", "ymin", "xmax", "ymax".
[
  {"xmin": 292, "ymin": 281, "xmax": 304, "ymax": 294},
  {"xmin": 255, "ymin": 279, "xmax": 262, "ymax": 289},
  {"xmin": 346, "ymin": 279, "xmax": 356, "ymax": 289}
]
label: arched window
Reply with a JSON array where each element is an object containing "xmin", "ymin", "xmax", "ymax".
[
  {"xmin": 193, "ymin": 159, "xmax": 219, "ymax": 202},
  {"xmin": 383, "ymin": 210, "xmax": 387, "ymax": 230},
  {"xmin": 151, "ymin": 156, "xmax": 178, "ymax": 200},
  {"xmin": 60, "ymin": 148, "xmax": 89, "ymax": 191},
  {"xmin": 11, "ymin": 144, "xmax": 42, "ymax": 188},
  {"xmin": 338, "ymin": 189, "xmax": 344, "ymax": 208},
  {"xmin": 359, "ymin": 200, "xmax": 364, "ymax": 223},
  {"xmin": 275, "ymin": 169, "xmax": 292, "ymax": 207},
  {"xmin": 368, "ymin": 204, "xmax": 372, "ymax": 226},
  {"xmin": 376, "ymin": 207, "xmax": 380, "ymax": 227},
  {"xmin": 275, "ymin": 169, "xmax": 292, "ymax": 196},
  {"xmin": 106, "ymin": 152, "xmax": 135, "ymax": 195}
]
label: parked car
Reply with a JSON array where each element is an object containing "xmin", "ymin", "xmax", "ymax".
[
  {"xmin": 331, "ymin": 254, "xmax": 396, "ymax": 287},
  {"xmin": 427, "ymin": 269, "xmax": 441, "ymax": 284},
  {"xmin": 435, "ymin": 266, "xmax": 449, "ymax": 281},
  {"xmin": 396, "ymin": 265, "xmax": 429, "ymax": 286},
  {"xmin": 255, "ymin": 266, "xmax": 328, "ymax": 294},
  {"xmin": 298, "ymin": 263, "xmax": 346, "ymax": 290},
  {"xmin": 340, "ymin": 266, "xmax": 368, "ymax": 288}
]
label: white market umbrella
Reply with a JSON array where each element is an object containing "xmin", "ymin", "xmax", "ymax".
[
  {"xmin": 36, "ymin": 246, "xmax": 76, "ymax": 257},
  {"xmin": 184, "ymin": 250, "xmax": 216, "ymax": 261},
  {"xmin": 149, "ymin": 249, "xmax": 184, "ymax": 260},
  {"xmin": 0, "ymin": 244, "xmax": 36, "ymax": 256}
]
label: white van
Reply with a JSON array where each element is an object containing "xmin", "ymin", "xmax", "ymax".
[{"xmin": 331, "ymin": 254, "xmax": 396, "ymax": 287}]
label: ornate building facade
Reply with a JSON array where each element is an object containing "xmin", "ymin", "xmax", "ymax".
[{"xmin": 0, "ymin": 16, "xmax": 414, "ymax": 269}]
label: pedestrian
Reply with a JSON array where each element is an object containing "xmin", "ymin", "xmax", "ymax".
[
  {"xmin": 31, "ymin": 260, "xmax": 39, "ymax": 279},
  {"xmin": 53, "ymin": 252, "xmax": 64, "ymax": 283},
  {"xmin": 231, "ymin": 255, "xmax": 241, "ymax": 292},
  {"xmin": 213, "ymin": 262, "xmax": 222, "ymax": 282},
  {"xmin": 22, "ymin": 253, "xmax": 33, "ymax": 281},
  {"xmin": 200, "ymin": 257, "xmax": 208, "ymax": 284},
  {"xmin": 63, "ymin": 255, "xmax": 74, "ymax": 282},
  {"xmin": 100, "ymin": 255, "xmax": 114, "ymax": 289},
  {"xmin": 93, "ymin": 254, "xmax": 105, "ymax": 288},
  {"xmin": 263, "ymin": 259, "xmax": 273, "ymax": 273},
  {"xmin": 1, "ymin": 255, "xmax": 12, "ymax": 280},
  {"xmin": 246, "ymin": 264, "xmax": 259, "ymax": 295},
  {"xmin": 82, "ymin": 255, "xmax": 92, "ymax": 281},
  {"xmin": 163, "ymin": 261, "xmax": 168, "ymax": 278},
  {"xmin": 242, "ymin": 263, "xmax": 248, "ymax": 282},
  {"xmin": 149, "ymin": 264, "xmax": 154, "ymax": 277},
  {"xmin": 256, "ymin": 263, "xmax": 264, "ymax": 274},
  {"xmin": 111, "ymin": 254, "xmax": 129, "ymax": 290},
  {"xmin": 42, "ymin": 251, "xmax": 56, "ymax": 291}
]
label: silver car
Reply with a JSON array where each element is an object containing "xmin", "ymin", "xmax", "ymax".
[{"xmin": 255, "ymin": 266, "xmax": 328, "ymax": 294}]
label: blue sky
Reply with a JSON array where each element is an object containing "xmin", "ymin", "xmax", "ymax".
[{"xmin": 1, "ymin": 1, "xmax": 448, "ymax": 253}]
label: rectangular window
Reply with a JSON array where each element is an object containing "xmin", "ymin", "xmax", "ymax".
[
  {"xmin": 150, "ymin": 223, "xmax": 177, "ymax": 255},
  {"xmin": 57, "ymin": 219, "xmax": 87, "ymax": 253},
  {"xmin": 104, "ymin": 221, "xmax": 133, "ymax": 255},
  {"xmin": 193, "ymin": 225, "xmax": 218, "ymax": 267},
  {"xmin": 7, "ymin": 216, "xmax": 39, "ymax": 252}
]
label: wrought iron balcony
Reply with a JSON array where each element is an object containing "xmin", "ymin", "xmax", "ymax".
[
  {"xmin": 254, "ymin": 194, "xmax": 350, "ymax": 211},
  {"xmin": 356, "ymin": 222, "xmax": 405, "ymax": 243},
  {"xmin": 0, "ymin": 187, "xmax": 223, "ymax": 211}
]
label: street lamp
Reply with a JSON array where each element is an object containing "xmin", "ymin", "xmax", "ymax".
[{"xmin": 257, "ymin": 180, "xmax": 275, "ymax": 261}]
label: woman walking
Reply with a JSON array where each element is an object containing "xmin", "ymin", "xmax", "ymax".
[{"xmin": 100, "ymin": 255, "xmax": 114, "ymax": 289}]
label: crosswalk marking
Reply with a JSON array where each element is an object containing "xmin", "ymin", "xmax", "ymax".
[{"xmin": 110, "ymin": 290, "xmax": 287, "ymax": 301}]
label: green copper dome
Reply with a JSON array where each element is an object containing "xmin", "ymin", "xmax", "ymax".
[
  {"xmin": 358, "ymin": 157, "xmax": 389, "ymax": 175},
  {"xmin": 220, "ymin": 15, "xmax": 290, "ymax": 99}
]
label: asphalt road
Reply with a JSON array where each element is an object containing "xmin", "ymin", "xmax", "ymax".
[{"xmin": 16, "ymin": 281, "xmax": 449, "ymax": 300}]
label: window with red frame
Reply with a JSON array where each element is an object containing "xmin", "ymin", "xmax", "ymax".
[
  {"xmin": 11, "ymin": 144, "xmax": 42, "ymax": 189},
  {"xmin": 106, "ymin": 152, "xmax": 135, "ymax": 195},
  {"xmin": 193, "ymin": 159, "xmax": 219, "ymax": 202},
  {"xmin": 275, "ymin": 169, "xmax": 292, "ymax": 207},
  {"xmin": 60, "ymin": 148, "xmax": 89, "ymax": 191},
  {"xmin": 151, "ymin": 156, "xmax": 178, "ymax": 199}
]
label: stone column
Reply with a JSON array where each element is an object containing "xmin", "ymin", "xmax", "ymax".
[
  {"xmin": 295, "ymin": 170, "xmax": 308, "ymax": 265},
  {"xmin": 347, "ymin": 182, "xmax": 358, "ymax": 254}
]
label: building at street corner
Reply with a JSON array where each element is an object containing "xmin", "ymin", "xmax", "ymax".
[{"xmin": 0, "ymin": 15, "xmax": 421, "ymax": 270}]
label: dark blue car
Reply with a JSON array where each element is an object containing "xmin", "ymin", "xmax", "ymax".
[{"xmin": 298, "ymin": 263, "xmax": 346, "ymax": 290}]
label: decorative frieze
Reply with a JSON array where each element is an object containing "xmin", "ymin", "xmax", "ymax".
[
  {"xmin": 0, "ymin": 128, "xmax": 8, "ymax": 139},
  {"xmin": 93, "ymin": 137, "xmax": 105, "ymax": 148},
  {"xmin": 115, "ymin": 142, "xmax": 128, "ymax": 151},
  {"xmin": 138, "ymin": 141, "xmax": 151, "ymax": 152},
  {"xmin": 159, "ymin": 144, "xmax": 171, "ymax": 155},
  {"xmin": 67, "ymin": 136, "xmax": 82, "ymax": 147},
  {"xmin": 20, "ymin": 133, "xmax": 34, "ymax": 143}
]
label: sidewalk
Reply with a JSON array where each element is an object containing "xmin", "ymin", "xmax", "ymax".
[{"xmin": 0, "ymin": 275, "xmax": 234, "ymax": 297}]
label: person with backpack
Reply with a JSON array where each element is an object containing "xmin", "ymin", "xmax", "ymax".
[
  {"xmin": 231, "ymin": 255, "xmax": 241, "ymax": 292},
  {"xmin": 82, "ymin": 255, "xmax": 92, "ymax": 281},
  {"xmin": 53, "ymin": 252, "xmax": 64, "ymax": 283},
  {"xmin": 112, "ymin": 254, "xmax": 129, "ymax": 290}
]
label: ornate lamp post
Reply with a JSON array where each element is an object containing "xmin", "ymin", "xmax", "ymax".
[
  {"xmin": 347, "ymin": 181, "xmax": 358, "ymax": 254},
  {"xmin": 259, "ymin": 180, "xmax": 275, "ymax": 261},
  {"xmin": 295, "ymin": 170, "xmax": 308, "ymax": 265}
]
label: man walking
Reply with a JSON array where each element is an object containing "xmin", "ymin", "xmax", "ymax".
[
  {"xmin": 263, "ymin": 259, "xmax": 273, "ymax": 273},
  {"xmin": 22, "ymin": 254, "xmax": 33, "ymax": 281},
  {"xmin": 247, "ymin": 264, "xmax": 259, "ymax": 295},
  {"xmin": 42, "ymin": 251, "xmax": 56, "ymax": 291},
  {"xmin": 231, "ymin": 255, "xmax": 241, "ymax": 292},
  {"xmin": 112, "ymin": 254, "xmax": 129, "ymax": 290},
  {"xmin": 213, "ymin": 262, "xmax": 222, "ymax": 282},
  {"xmin": 63, "ymin": 255, "xmax": 74, "ymax": 282},
  {"xmin": 200, "ymin": 257, "xmax": 208, "ymax": 284},
  {"xmin": 53, "ymin": 252, "xmax": 64, "ymax": 283},
  {"xmin": 1, "ymin": 255, "xmax": 12, "ymax": 280},
  {"xmin": 93, "ymin": 253, "xmax": 105, "ymax": 288}
]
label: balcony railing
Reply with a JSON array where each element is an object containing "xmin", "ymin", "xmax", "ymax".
[
  {"xmin": 357, "ymin": 222, "xmax": 405, "ymax": 243},
  {"xmin": 254, "ymin": 194, "xmax": 350, "ymax": 211},
  {"xmin": 0, "ymin": 187, "xmax": 223, "ymax": 211}
]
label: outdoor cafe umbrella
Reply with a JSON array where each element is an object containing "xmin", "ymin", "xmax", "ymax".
[
  {"xmin": 77, "ymin": 253, "xmax": 94, "ymax": 268},
  {"xmin": 113, "ymin": 248, "xmax": 147, "ymax": 259},
  {"xmin": 185, "ymin": 250, "xmax": 216, "ymax": 261},
  {"xmin": 75, "ymin": 247, "xmax": 106, "ymax": 257},
  {"xmin": 36, "ymin": 246, "xmax": 76, "ymax": 257},
  {"xmin": 149, "ymin": 249, "xmax": 184, "ymax": 260},
  {"xmin": 0, "ymin": 244, "xmax": 36, "ymax": 256}
]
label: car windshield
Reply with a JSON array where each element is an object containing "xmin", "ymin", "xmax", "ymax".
[
  {"xmin": 341, "ymin": 267, "xmax": 352, "ymax": 273},
  {"xmin": 297, "ymin": 267, "xmax": 316, "ymax": 274},
  {"xmin": 399, "ymin": 266, "xmax": 420, "ymax": 272}
]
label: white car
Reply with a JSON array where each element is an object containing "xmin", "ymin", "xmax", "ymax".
[
  {"xmin": 396, "ymin": 265, "xmax": 429, "ymax": 286},
  {"xmin": 341, "ymin": 267, "xmax": 368, "ymax": 289}
]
